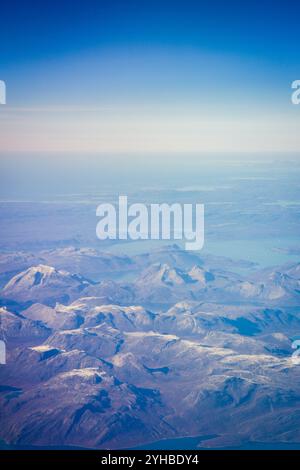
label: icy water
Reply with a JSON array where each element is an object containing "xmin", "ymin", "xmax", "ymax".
[
  {"xmin": 0, "ymin": 156, "xmax": 300, "ymax": 269},
  {"xmin": 105, "ymin": 235, "xmax": 300, "ymax": 269}
]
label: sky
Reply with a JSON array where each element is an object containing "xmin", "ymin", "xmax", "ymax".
[{"xmin": 0, "ymin": 0, "xmax": 300, "ymax": 155}]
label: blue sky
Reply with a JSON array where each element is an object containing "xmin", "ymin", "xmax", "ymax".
[
  {"xmin": 1, "ymin": 0, "xmax": 299, "ymax": 66},
  {"xmin": 0, "ymin": 0, "xmax": 299, "ymax": 154}
]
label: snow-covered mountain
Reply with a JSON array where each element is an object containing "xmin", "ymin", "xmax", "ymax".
[
  {"xmin": 1, "ymin": 264, "xmax": 90, "ymax": 306},
  {"xmin": 1, "ymin": 252, "xmax": 300, "ymax": 449},
  {"xmin": 2, "ymin": 301, "xmax": 300, "ymax": 448},
  {"xmin": 131, "ymin": 261, "xmax": 300, "ymax": 308},
  {"xmin": 0, "ymin": 252, "xmax": 46, "ymax": 287},
  {"xmin": 40, "ymin": 246, "xmax": 134, "ymax": 281},
  {"xmin": 0, "ymin": 306, "xmax": 50, "ymax": 339}
]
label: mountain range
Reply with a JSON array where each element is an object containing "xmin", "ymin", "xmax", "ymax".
[{"xmin": 0, "ymin": 244, "xmax": 300, "ymax": 449}]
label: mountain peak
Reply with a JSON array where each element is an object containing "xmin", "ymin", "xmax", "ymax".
[{"xmin": 189, "ymin": 265, "xmax": 215, "ymax": 283}]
